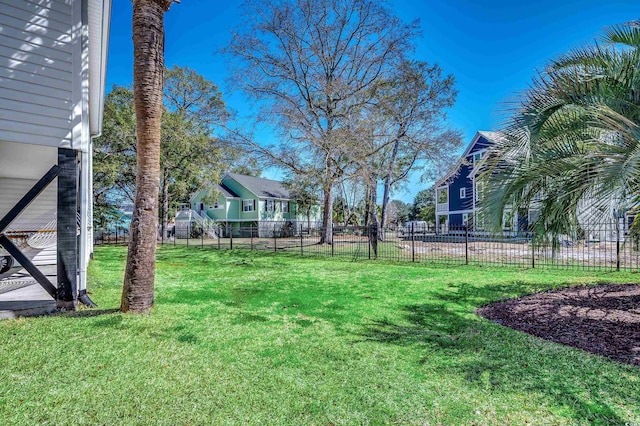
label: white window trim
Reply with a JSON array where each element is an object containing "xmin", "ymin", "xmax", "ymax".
[
  {"xmin": 436, "ymin": 186, "xmax": 449, "ymax": 203},
  {"xmin": 282, "ymin": 201, "xmax": 289, "ymax": 213},
  {"xmin": 266, "ymin": 199, "xmax": 275, "ymax": 212},
  {"xmin": 472, "ymin": 149, "xmax": 485, "ymax": 163},
  {"xmin": 460, "ymin": 188, "xmax": 466, "ymax": 199},
  {"xmin": 242, "ymin": 199, "xmax": 255, "ymax": 212}
]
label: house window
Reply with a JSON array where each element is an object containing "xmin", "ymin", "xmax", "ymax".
[
  {"xmin": 243, "ymin": 199, "xmax": 255, "ymax": 212},
  {"xmin": 473, "ymin": 152, "xmax": 482, "ymax": 162},
  {"xmin": 502, "ymin": 211, "xmax": 512, "ymax": 230},
  {"xmin": 266, "ymin": 199, "xmax": 275, "ymax": 212},
  {"xmin": 282, "ymin": 201, "xmax": 289, "ymax": 213},
  {"xmin": 462, "ymin": 213, "xmax": 469, "ymax": 224},
  {"xmin": 460, "ymin": 188, "xmax": 466, "ymax": 199},
  {"xmin": 437, "ymin": 187, "xmax": 448, "ymax": 204},
  {"xmin": 475, "ymin": 181, "xmax": 483, "ymax": 201}
]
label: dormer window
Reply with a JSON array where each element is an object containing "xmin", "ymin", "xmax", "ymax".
[
  {"xmin": 266, "ymin": 199, "xmax": 275, "ymax": 212},
  {"xmin": 460, "ymin": 188, "xmax": 466, "ymax": 199}
]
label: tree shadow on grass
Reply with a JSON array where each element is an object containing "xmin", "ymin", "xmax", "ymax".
[
  {"xmin": 357, "ymin": 283, "xmax": 638, "ymax": 425},
  {"xmin": 56, "ymin": 308, "xmax": 120, "ymax": 318}
]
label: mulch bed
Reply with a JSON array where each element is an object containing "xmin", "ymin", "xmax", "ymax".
[{"xmin": 477, "ymin": 283, "xmax": 640, "ymax": 367}]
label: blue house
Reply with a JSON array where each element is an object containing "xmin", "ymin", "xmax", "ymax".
[{"xmin": 435, "ymin": 131, "xmax": 535, "ymax": 233}]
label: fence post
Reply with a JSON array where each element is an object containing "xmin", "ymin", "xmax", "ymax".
[
  {"xmin": 411, "ymin": 222, "xmax": 415, "ymax": 263},
  {"xmin": 187, "ymin": 223, "xmax": 190, "ymax": 247},
  {"xmin": 368, "ymin": 225, "xmax": 371, "ymax": 260},
  {"xmin": 230, "ymin": 226, "xmax": 233, "ymax": 250},
  {"xmin": 274, "ymin": 224, "xmax": 277, "ymax": 252},
  {"xmin": 201, "ymin": 224, "xmax": 204, "ymax": 248},
  {"xmin": 616, "ymin": 219, "xmax": 621, "ymax": 271},
  {"xmin": 300, "ymin": 224, "xmax": 303, "ymax": 256},
  {"xmin": 465, "ymin": 224, "xmax": 469, "ymax": 265},
  {"xmin": 531, "ymin": 236, "xmax": 535, "ymax": 269},
  {"xmin": 217, "ymin": 226, "xmax": 221, "ymax": 250},
  {"xmin": 251, "ymin": 225, "xmax": 254, "ymax": 250}
]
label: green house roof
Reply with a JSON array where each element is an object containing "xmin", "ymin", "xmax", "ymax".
[{"xmin": 225, "ymin": 173, "xmax": 291, "ymax": 199}]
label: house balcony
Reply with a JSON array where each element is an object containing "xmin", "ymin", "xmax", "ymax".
[{"xmin": 436, "ymin": 203, "xmax": 448, "ymax": 212}]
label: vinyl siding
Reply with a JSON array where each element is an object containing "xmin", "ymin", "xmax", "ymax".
[
  {"xmin": 0, "ymin": 0, "xmax": 76, "ymax": 148},
  {"xmin": 221, "ymin": 177, "xmax": 259, "ymax": 220},
  {"xmin": 449, "ymin": 163, "xmax": 473, "ymax": 212}
]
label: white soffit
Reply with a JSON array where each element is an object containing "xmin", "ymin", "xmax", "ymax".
[
  {"xmin": 0, "ymin": 142, "xmax": 57, "ymax": 180},
  {"xmin": 88, "ymin": 0, "xmax": 111, "ymax": 136}
]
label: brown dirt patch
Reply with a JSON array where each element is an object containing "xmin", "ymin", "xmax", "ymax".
[{"xmin": 477, "ymin": 283, "xmax": 640, "ymax": 367}]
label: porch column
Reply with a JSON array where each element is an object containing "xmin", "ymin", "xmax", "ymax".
[{"xmin": 57, "ymin": 148, "xmax": 79, "ymax": 309}]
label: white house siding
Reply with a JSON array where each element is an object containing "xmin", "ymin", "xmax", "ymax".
[
  {"xmin": 0, "ymin": 0, "xmax": 79, "ymax": 150},
  {"xmin": 0, "ymin": 0, "xmax": 109, "ymax": 300}
]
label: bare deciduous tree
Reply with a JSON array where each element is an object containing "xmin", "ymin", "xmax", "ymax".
[
  {"xmin": 372, "ymin": 61, "xmax": 460, "ymax": 230},
  {"xmin": 226, "ymin": 0, "xmax": 418, "ymax": 244}
]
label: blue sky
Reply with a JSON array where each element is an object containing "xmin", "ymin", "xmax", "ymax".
[{"xmin": 105, "ymin": 0, "xmax": 638, "ymax": 202}]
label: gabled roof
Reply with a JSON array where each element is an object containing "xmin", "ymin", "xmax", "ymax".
[
  {"xmin": 217, "ymin": 183, "xmax": 239, "ymax": 199},
  {"xmin": 225, "ymin": 172, "xmax": 291, "ymax": 199},
  {"xmin": 435, "ymin": 131, "xmax": 504, "ymax": 187},
  {"xmin": 189, "ymin": 182, "xmax": 239, "ymax": 203}
]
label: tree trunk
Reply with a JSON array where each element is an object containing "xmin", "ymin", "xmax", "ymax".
[
  {"xmin": 320, "ymin": 186, "xmax": 333, "ymax": 244},
  {"xmin": 380, "ymin": 136, "xmax": 401, "ymax": 232},
  {"xmin": 161, "ymin": 171, "xmax": 169, "ymax": 239},
  {"xmin": 380, "ymin": 174, "xmax": 392, "ymax": 230},
  {"xmin": 367, "ymin": 180, "xmax": 379, "ymax": 255},
  {"xmin": 121, "ymin": 0, "xmax": 170, "ymax": 313}
]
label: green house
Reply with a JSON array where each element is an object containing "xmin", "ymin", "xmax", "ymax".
[{"xmin": 185, "ymin": 173, "xmax": 322, "ymax": 237}]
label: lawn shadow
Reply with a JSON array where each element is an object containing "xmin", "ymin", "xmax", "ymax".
[
  {"xmin": 357, "ymin": 281, "xmax": 637, "ymax": 425},
  {"xmin": 56, "ymin": 308, "xmax": 120, "ymax": 318}
]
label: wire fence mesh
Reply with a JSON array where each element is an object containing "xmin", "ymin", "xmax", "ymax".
[{"xmin": 94, "ymin": 220, "xmax": 640, "ymax": 271}]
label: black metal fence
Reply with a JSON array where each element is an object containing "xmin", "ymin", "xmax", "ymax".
[{"xmin": 94, "ymin": 221, "xmax": 640, "ymax": 271}]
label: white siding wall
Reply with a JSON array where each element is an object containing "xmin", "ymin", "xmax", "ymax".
[{"xmin": 0, "ymin": 0, "xmax": 77, "ymax": 149}]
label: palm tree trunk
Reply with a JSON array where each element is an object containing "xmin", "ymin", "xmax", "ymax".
[{"xmin": 121, "ymin": 0, "xmax": 172, "ymax": 313}]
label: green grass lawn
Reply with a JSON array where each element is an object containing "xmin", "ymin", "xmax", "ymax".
[{"xmin": 1, "ymin": 246, "xmax": 639, "ymax": 425}]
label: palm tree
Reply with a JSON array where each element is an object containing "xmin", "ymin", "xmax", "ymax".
[
  {"xmin": 482, "ymin": 20, "xmax": 640, "ymax": 243},
  {"xmin": 121, "ymin": 0, "xmax": 176, "ymax": 313}
]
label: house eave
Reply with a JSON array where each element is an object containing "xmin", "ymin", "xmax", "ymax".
[
  {"xmin": 88, "ymin": 0, "xmax": 112, "ymax": 137},
  {"xmin": 435, "ymin": 131, "xmax": 502, "ymax": 187}
]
